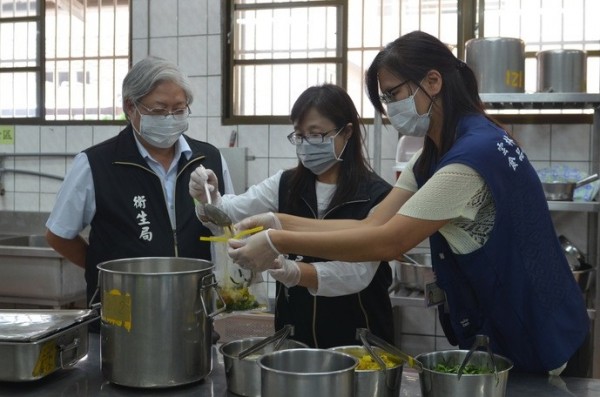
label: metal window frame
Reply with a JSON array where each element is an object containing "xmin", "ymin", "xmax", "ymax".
[
  {"xmin": 0, "ymin": 0, "xmax": 130, "ymax": 126},
  {"xmin": 222, "ymin": 0, "xmax": 347, "ymax": 125}
]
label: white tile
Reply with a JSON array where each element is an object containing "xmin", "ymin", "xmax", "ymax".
[
  {"xmin": 131, "ymin": 0, "xmax": 149, "ymax": 39},
  {"xmin": 189, "ymin": 77, "xmax": 208, "ymax": 117},
  {"xmin": 512, "ymin": 123, "xmax": 551, "ymax": 161},
  {"xmin": 381, "ymin": 158, "xmax": 397, "ymax": 185},
  {"xmin": 178, "ymin": 0, "xmax": 207, "ymax": 36},
  {"xmin": 93, "ymin": 126, "xmax": 120, "ymax": 145},
  {"xmin": 238, "ymin": 125, "xmax": 269, "ymax": 157},
  {"xmin": 207, "ymin": 117, "xmax": 236, "ymax": 147},
  {"xmin": 268, "ymin": 158, "xmax": 296, "ymax": 176},
  {"xmin": 14, "ymin": 125, "xmax": 39, "ymax": 153},
  {"xmin": 66, "ymin": 126, "xmax": 93, "ymax": 153},
  {"xmin": 247, "ymin": 158, "xmax": 269, "ymax": 187},
  {"xmin": 395, "ymin": 334, "xmax": 435, "ymax": 357},
  {"xmin": 179, "ymin": 36, "xmax": 207, "ymax": 77},
  {"xmin": 269, "ymin": 125, "xmax": 296, "ymax": 158},
  {"xmin": 395, "ymin": 305, "xmax": 437, "ymax": 335},
  {"xmin": 207, "ymin": 76, "xmax": 221, "ymax": 117},
  {"xmin": 0, "ymin": 192, "xmax": 15, "ymax": 211},
  {"xmin": 207, "ymin": 0, "xmax": 221, "ymax": 34},
  {"xmin": 149, "ymin": 37, "xmax": 178, "ymax": 62},
  {"xmin": 131, "ymin": 39, "xmax": 149, "ymax": 63},
  {"xmin": 149, "ymin": 0, "xmax": 178, "ymax": 38},
  {"xmin": 40, "ymin": 126, "xmax": 66, "ymax": 153},
  {"xmin": 207, "ymin": 35, "xmax": 221, "ymax": 75},
  {"xmin": 551, "ymin": 124, "xmax": 591, "ymax": 162},
  {"xmin": 13, "ymin": 192, "xmax": 39, "ymax": 212},
  {"xmin": 187, "ymin": 116, "xmax": 208, "ymax": 142}
]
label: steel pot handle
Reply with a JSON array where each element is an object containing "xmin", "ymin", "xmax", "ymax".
[
  {"xmin": 199, "ymin": 273, "xmax": 226, "ymax": 318},
  {"xmin": 58, "ymin": 338, "xmax": 81, "ymax": 369}
]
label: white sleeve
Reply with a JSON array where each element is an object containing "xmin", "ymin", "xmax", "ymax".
[
  {"xmin": 308, "ymin": 261, "xmax": 380, "ymax": 297},
  {"xmin": 220, "ymin": 170, "xmax": 283, "ymax": 223},
  {"xmin": 45, "ymin": 153, "xmax": 95, "ymax": 239}
]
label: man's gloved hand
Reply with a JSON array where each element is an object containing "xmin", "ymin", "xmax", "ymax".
[
  {"xmin": 235, "ymin": 212, "xmax": 282, "ymax": 233},
  {"xmin": 228, "ymin": 229, "xmax": 281, "ymax": 272},
  {"xmin": 189, "ymin": 165, "xmax": 221, "ymax": 205},
  {"xmin": 268, "ymin": 255, "xmax": 301, "ymax": 288}
]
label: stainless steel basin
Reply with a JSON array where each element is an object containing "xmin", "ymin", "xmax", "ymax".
[{"xmin": 0, "ymin": 235, "xmax": 86, "ymax": 308}]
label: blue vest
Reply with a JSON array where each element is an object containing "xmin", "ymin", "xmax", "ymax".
[{"xmin": 419, "ymin": 114, "xmax": 589, "ymax": 373}]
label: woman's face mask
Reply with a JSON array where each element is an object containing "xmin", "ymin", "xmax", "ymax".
[
  {"xmin": 133, "ymin": 105, "xmax": 189, "ymax": 149},
  {"xmin": 386, "ymin": 86, "xmax": 432, "ymax": 137},
  {"xmin": 296, "ymin": 128, "xmax": 347, "ymax": 175}
]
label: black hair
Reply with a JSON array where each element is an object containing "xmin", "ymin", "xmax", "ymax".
[
  {"xmin": 287, "ymin": 84, "xmax": 372, "ymax": 214},
  {"xmin": 365, "ymin": 31, "xmax": 500, "ymax": 180}
]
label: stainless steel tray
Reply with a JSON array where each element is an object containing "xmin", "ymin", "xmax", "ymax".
[{"xmin": 0, "ymin": 309, "xmax": 98, "ymax": 381}]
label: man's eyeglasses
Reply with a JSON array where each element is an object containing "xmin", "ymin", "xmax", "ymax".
[
  {"xmin": 136, "ymin": 102, "xmax": 191, "ymax": 120},
  {"xmin": 287, "ymin": 127, "xmax": 342, "ymax": 145},
  {"xmin": 379, "ymin": 80, "xmax": 410, "ymax": 104}
]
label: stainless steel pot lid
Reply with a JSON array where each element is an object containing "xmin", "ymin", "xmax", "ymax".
[{"xmin": 0, "ymin": 309, "xmax": 97, "ymax": 342}]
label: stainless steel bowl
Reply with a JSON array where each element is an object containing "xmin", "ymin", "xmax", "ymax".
[
  {"xmin": 329, "ymin": 345, "xmax": 403, "ymax": 397},
  {"xmin": 415, "ymin": 350, "xmax": 513, "ymax": 397},
  {"xmin": 259, "ymin": 348, "xmax": 358, "ymax": 397},
  {"xmin": 219, "ymin": 337, "xmax": 308, "ymax": 397},
  {"xmin": 391, "ymin": 253, "xmax": 433, "ymax": 291}
]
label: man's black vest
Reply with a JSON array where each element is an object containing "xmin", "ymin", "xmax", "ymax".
[
  {"xmin": 275, "ymin": 169, "xmax": 395, "ymax": 348},
  {"xmin": 84, "ymin": 126, "xmax": 224, "ymax": 304}
]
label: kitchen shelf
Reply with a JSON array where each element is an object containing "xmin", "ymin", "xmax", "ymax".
[
  {"xmin": 547, "ymin": 201, "xmax": 600, "ymax": 212},
  {"xmin": 480, "ymin": 93, "xmax": 600, "ymax": 110}
]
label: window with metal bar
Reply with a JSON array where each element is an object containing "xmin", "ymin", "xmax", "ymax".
[
  {"xmin": 223, "ymin": 0, "xmax": 599, "ymax": 123},
  {"xmin": 0, "ymin": 0, "xmax": 130, "ymax": 122}
]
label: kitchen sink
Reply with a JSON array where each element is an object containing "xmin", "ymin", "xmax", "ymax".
[{"xmin": 0, "ymin": 234, "xmax": 86, "ymax": 308}]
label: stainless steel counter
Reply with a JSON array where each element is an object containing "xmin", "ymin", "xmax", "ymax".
[{"xmin": 1, "ymin": 333, "xmax": 600, "ymax": 396}]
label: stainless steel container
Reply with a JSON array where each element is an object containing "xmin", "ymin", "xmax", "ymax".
[
  {"xmin": 97, "ymin": 257, "xmax": 223, "ymax": 388},
  {"xmin": 392, "ymin": 253, "xmax": 433, "ymax": 291},
  {"xmin": 329, "ymin": 345, "xmax": 403, "ymax": 397},
  {"xmin": 537, "ymin": 49, "xmax": 587, "ymax": 92},
  {"xmin": 465, "ymin": 37, "xmax": 525, "ymax": 93},
  {"xmin": 0, "ymin": 309, "xmax": 97, "ymax": 381},
  {"xmin": 259, "ymin": 348, "xmax": 358, "ymax": 397},
  {"xmin": 415, "ymin": 350, "xmax": 513, "ymax": 397},
  {"xmin": 220, "ymin": 337, "xmax": 308, "ymax": 397}
]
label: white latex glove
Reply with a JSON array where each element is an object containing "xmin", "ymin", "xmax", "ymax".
[
  {"xmin": 235, "ymin": 212, "xmax": 282, "ymax": 233},
  {"xmin": 268, "ymin": 255, "xmax": 301, "ymax": 288},
  {"xmin": 228, "ymin": 229, "xmax": 281, "ymax": 272},
  {"xmin": 189, "ymin": 165, "xmax": 221, "ymax": 205}
]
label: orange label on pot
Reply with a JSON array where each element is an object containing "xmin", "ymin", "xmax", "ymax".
[
  {"xmin": 32, "ymin": 341, "xmax": 56, "ymax": 378},
  {"xmin": 103, "ymin": 289, "xmax": 132, "ymax": 332}
]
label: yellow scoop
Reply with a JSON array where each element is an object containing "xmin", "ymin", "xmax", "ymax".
[{"xmin": 199, "ymin": 226, "xmax": 264, "ymax": 242}]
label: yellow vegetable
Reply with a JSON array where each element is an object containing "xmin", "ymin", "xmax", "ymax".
[{"xmin": 356, "ymin": 353, "xmax": 399, "ymax": 370}]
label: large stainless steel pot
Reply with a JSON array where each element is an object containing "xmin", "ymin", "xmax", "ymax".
[
  {"xmin": 97, "ymin": 257, "xmax": 223, "ymax": 388},
  {"xmin": 415, "ymin": 350, "xmax": 513, "ymax": 397},
  {"xmin": 259, "ymin": 348, "xmax": 358, "ymax": 397},
  {"xmin": 465, "ymin": 37, "xmax": 525, "ymax": 93},
  {"xmin": 537, "ymin": 49, "xmax": 587, "ymax": 92}
]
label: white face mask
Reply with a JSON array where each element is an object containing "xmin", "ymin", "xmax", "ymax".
[
  {"xmin": 386, "ymin": 87, "xmax": 432, "ymax": 137},
  {"xmin": 134, "ymin": 111, "xmax": 189, "ymax": 149},
  {"xmin": 296, "ymin": 129, "xmax": 347, "ymax": 175}
]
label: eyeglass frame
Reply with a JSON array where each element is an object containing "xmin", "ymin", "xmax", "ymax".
[
  {"xmin": 379, "ymin": 79, "xmax": 411, "ymax": 104},
  {"xmin": 135, "ymin": 102, "xmax": 191, "ymax": 120},
  {"xmin": 287, "ymin": 126, "xmax": 344, "ymax": 145}
]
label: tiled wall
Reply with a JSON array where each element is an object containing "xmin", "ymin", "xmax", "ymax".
[{"xmin": 0, "ymin": 0, "xmax": 595, "ymax": 350}]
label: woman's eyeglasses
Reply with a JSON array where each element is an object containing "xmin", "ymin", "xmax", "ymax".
[{"xmin": 287, "ymin": 127, "xmax": 342, "ymax": 145}]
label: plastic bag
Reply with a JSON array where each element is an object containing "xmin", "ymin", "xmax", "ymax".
[{"xmin": 212, "ymin": 235, "xmax": 268, "ymax": 312}]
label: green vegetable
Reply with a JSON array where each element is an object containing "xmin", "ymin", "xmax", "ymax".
[{"xmin": 433, "ymin": 363, "xmax": 493, "ymax": 375}]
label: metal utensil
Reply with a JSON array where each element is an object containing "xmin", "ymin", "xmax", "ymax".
[
  {"xmin": 559, "ymin": 235, "xmax": 585, "ymax": 267},
  {"xmin": 202, "ymin": 183, "xmax": 234, "ymax": 232},
  {"xmin": 236, "ymin": 325, "xmax": 294, "ymax": 360},
  {"xmin": 356, "ymin": 328, "xmax": 423, "ymax": 373},
  {"xmin": 456, "ymin": 334, "xmax": 498, "ymax": 382},
  {"xmin": 542, "ymin": 173, "xmax": 599, "ymax": 201}
]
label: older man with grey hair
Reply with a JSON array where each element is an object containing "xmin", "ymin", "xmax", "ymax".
[{"xmin": 46, "ymin": 57, "xmax": 233, "ymax": 338}]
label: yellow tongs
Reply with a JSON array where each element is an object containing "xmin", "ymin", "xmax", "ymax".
[{"xmin": 199, "ymin": 226, "xmax": 264, "ymax": 242}]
